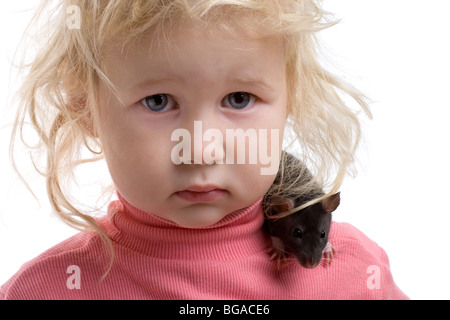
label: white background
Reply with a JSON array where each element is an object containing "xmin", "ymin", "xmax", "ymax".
[{"xmin": 1, "ymin": 1, "xmax": 449, "ymax": 300}]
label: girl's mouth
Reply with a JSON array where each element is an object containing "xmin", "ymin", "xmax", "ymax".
[{"xmin": 175, "ymin": 185, "xmax": 227, "ymax": 202}]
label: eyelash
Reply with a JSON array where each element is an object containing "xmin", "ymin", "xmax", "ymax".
[{"xmin": 139, "ymin": 92, "xmax": 257, "ymax": 112}]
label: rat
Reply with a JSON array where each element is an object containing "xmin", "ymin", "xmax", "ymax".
[{"xmin": 263, "ymin": 151, "xmax": 340, "ymax": 269}]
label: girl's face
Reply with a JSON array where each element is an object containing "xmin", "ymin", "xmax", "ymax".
[{"xmin": 96, "ymin": 21, "xmax": 288, "ymax": 227}]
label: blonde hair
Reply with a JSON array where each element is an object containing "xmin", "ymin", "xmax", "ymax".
[{"xmin": 11, "ymin": 0, "xmax": 371, "ymax": 279}]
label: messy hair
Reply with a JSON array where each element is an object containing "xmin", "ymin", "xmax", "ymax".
[{"xmin": 10, "ymin": 0, "xmax": 371, "ymax": 278}]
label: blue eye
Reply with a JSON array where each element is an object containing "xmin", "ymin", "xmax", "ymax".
[
  {"xmin": 140, "ymin": 94, "xmax": 174, "ymax": 112},
  {"xmin": 222, "ymin": 92, "xmax": 256, "ymax": 110}
]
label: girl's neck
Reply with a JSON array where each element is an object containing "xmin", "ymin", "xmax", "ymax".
[{"xmin": 105, "ymin": 194, "xmax": 270, "ymax": 260}]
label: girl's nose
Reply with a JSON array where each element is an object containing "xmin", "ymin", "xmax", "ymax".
[{"xmin": 189, "ymin": 119, "xmax": 225, "ymax": 165}]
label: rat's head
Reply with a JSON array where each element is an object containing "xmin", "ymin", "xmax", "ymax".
[
  {"xmin": 268, "ymin": 192, "xmax": 340, "ymax": 268},
  {"xmin": 287, "ymin": 202, "xmax": 332, "ymax": 268}
]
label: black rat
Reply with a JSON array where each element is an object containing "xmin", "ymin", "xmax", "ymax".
[{"xmin": 263, "ymin": 151, "xmax": 340, "ymax": 269}]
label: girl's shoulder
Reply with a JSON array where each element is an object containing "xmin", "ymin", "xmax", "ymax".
[
  {"xmin": 330, "ymin": 221, "xmax": 384, "ymax": 255},
  {"xmin": 326, "ymin": 222, "xmax": 408, "ymax": 299},
  {"xmin": 0, "ymin": 230, "xmax": 104, "ymax": 299},
  {"xmin": 329, "ymin": 221, "xmax": 391, "ymax": 274}
]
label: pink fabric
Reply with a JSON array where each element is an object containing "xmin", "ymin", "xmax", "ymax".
[{"xmin": 0, "ymin": 195, "xmax": 408, "ymax": 299}]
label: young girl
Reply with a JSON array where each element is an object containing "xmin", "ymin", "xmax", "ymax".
[{"xmin": 1, "ymin": 0, "xmax": 407, "ymax": 299}]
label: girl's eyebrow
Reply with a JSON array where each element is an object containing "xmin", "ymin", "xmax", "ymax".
[
  {"xmin": 231, "ymin": 78, "xmax": 275, "ymax": 92},
  {"xmin": 126, "ymin": 77, "xmax": 181, "ymax": 91},
  {"xmin": 127, "ymin": 76, "xmax": 275, "ymax": 93}
]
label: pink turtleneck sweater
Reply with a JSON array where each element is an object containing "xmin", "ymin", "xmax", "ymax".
[{"xmin": 0, "ymin": 195, "xmax": 407, "ymax": 299}]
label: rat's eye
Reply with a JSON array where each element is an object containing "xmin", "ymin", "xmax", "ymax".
[
  {"xmin": 140, "ymin": 94, "xmax": 176, "ymax": 112},
  {"xmin": 222, "ymin": 92, "xmax": 256, "ymax": 110},
  {"xmin": 321, "ymin": 230, "xmax": 326, "ymax": 238},
  {"xmin": 293, "ymin": 228, "xmax": 302, "ymax": 238}
]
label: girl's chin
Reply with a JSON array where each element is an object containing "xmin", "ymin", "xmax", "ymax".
[{"xmin": 165, "ymin": 205, "xmax": 232, "ymax": 229}]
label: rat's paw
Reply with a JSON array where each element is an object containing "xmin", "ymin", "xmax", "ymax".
[
  {"xmin": 268, "ymin": 247, "xmax": 284, "ymax": 261},
  {"xmin": 321, "ymin": 242, "xmax": 336, "ymax": 266},
  {"xmin": 267, "ymin": 237, "xmax": 291, "ymax": 271},
  {"xmin": 267, "ymin": 246, "xmax": 287, "ymax": 270}
]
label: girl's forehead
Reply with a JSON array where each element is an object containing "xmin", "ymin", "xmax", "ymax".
[
  {"xmin": 103, "ymin": 11, "xmax": 282, "ymax": 53},
  {"xmin": 96, "ymin": 6, "xmax": 290, "ymax": 98},
  {"xmin": 100, "ymin": 20, "xmax": 286, "ymax": 97},
  {"xmin": 101, "ymin": 17, "xmax": 285, "ymax": 73}
]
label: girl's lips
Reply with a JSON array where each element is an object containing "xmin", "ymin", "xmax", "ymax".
[{"xmin": 175, "ymin": 189, "xmax": 227, "ymax": 202}]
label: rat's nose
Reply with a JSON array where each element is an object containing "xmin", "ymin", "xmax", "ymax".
[
  {"xmin": 299, "ymin": 256, "xmax": 321, "ymax": 269},
  {"xmin": 302, "ymin": 261, "xmax": 319, "ymax": 269}
]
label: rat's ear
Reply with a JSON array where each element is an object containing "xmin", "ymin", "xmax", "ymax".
[
  {"xmin": 267, "ymin": 195, "xmax": 295, "ymax": 215},
  {"xmin": 322, "ymin": 192, "xmax": 340, "ymax": 214}
]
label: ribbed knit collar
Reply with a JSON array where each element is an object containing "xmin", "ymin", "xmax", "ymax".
[{"xmin": 105, "ymin": 193, "xmax": 271, "ymax": 260}]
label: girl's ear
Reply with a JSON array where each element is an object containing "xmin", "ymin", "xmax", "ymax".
[
  {"xmin": 322, "ymin": 192, "xmax": 340, "ymax": 214},
  {"xmin": 63, "ymin": 76, "xmax": 98, "ymax": 138}
]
